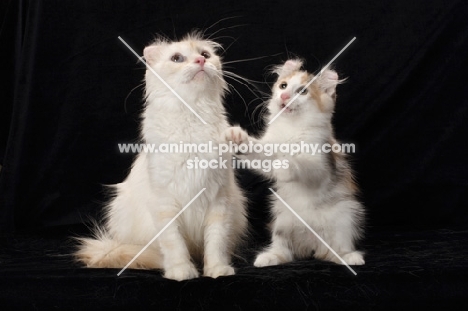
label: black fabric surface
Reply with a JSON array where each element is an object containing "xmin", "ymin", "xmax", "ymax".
[
  {"xmin": 1, "ymin": 0, "xmax": 468, "ymax": 309},
  {"xmin": 1, "ymin": 226, "xmax": 467, "ymax": 310}
]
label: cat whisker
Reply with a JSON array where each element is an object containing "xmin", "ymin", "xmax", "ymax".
[
  {"xmin": 206, "ymin": 24, "xmax": 249, "ymax": 41},
  {"xmin": 251, "ymin": 101, "xmax": 267, "ymax": 118},
  {"xmin": 223, "ymin": 53, "xmax": 282, "ymax": 65},
  {"xmin": 225, "ymin": 81, "xmax": 249, "ymax": 117},
  {"xmin": 206, "ymin": 35, "xmax": 237, "ymax": 53},
  {"xmin": 220, "ymin": 37, "xmax": 240, "ymax": 56},
  {"xmin": 222, "ymin": 70, "xmax": 266, "ymax": 88},
  {"xmin": 124, "ymin": 82, "xmax": 145, "ymax": 113},
  {"xmin": 222, "ymin": 71, "xmax": 267, "ymax": 100},
  {"xmin": 283, "ymin": 38, "xmax": 290, "ymax": 59},
  {"xmin": 250, "ymin": 102, "xmax": 270, "ymax": 126},
  {"xmin": 203, "ymin": 16, "xmax": 243, "ymax": 34},
  {"xmin": 220, "ymin": 71, "xmax": 270, "ymax": 125},
  {"xmin": 170, "ymin": 17, "xmax": 178, "ymax": 41},
  {"xmin": 210, "ymin": 70, "xmax": 254, "ymax": 122},
  {"xmin": 223, "ymin": 70, "xmax": 270, "ymax": 87}
]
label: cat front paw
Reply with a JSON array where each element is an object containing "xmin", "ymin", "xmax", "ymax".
[
  {"xmin": 341, "ymin": 251, "xmax": 365, "ymax": 266},
  {"xmin": 254, "ymin": 252, "xmax": 282, "ymax": 267},
  {"xmin": 164, "ymin": 262, "xmax": 199, "ymax": 281},
  {"xmin": 223, "ymin": 126, "xmax": 249, "ymax": 145},
  {"xmin": 203, "ymin": 264, "xmax": 235, "ymax": 278}
]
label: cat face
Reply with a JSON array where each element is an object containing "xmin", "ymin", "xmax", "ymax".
[
  {"xmin": 269, "ymin": 60, "xmax": 339, "ymax": 117},
  {"xmin": 143, "ymin": 34, "xmax": 226, "ymax": 96}
]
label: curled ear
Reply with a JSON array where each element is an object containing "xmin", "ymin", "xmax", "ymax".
[
  {"xmin": 143, "ymin": 45, "xmax": 160, "ymax": 66},
  {"xmin": 317, "ymin": 69, "xmax": 342, "ymax": 98},
  {"xmin": 273, "ymin": 59, "xmax": 303, "ymax": 78}
]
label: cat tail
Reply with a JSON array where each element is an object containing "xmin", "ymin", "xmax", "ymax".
[{"xmin": 74, "ymin": 230, "xmax": 162, "ymax": 270}]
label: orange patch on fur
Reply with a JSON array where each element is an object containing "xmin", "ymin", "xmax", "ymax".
[
  {"xmin": 75, "ymin": 237, "xmax": 162, "ymax": 269},
  {"xmin": 300, "ymin": 73, "xmax": 324, "ymax": 112},
  {"xmin": 328, "ymin": 137, "xmax": 359, "ymax": 193},
  {"xmin": 275, "ymin": 70, "xmax": 302, "ymax": 89}
]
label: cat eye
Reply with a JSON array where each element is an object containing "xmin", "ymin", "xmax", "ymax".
[
  {"xmin": 201, "ymin": 51, "xmax": 211, "ymax": 59},
  {"xmin": 297, "ymin": 87, "xmax": 308, "ymax": 95},
  {"xmin": 279, "ymin": 82, "xmax": 287, "ymax": 89},
  {"xmin": 171, "ymin": 53, "xmax": 185, "ymax": 63}
]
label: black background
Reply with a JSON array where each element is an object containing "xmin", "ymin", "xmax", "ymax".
[{"xmin": 1, "ymin": 0, "xmax": 468, "ymax": 309}]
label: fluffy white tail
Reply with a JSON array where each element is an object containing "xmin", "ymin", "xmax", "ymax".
[{"xmin": 75, "ymin": 234, "xmax": 162, "ymax": 270}]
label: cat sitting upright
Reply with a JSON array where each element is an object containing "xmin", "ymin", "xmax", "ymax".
[
  {"xmin": 75, "ymin": 32, "xmax": 248, "ymax": 281},
  {"xmin": 225, "ymin": 59, "xmax": 365, "ymax": 268}
]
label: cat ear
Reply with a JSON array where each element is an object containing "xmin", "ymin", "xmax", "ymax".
[
  {"xmin": 274, "ymin": 59, "xmax": 303, "ymax": 77},
  {"xmin": 143, "ymin": 45, "xmax": 160, "ymax": 66},
  {"xmin": 318, "ymin": 69, "xmax": 341, "ymax": 98}
]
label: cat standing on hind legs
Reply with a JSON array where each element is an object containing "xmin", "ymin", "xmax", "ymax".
[
  {"xmin": 225, "ymin": 59, "xmax": 365, "ymax": 267},
  {"xmin": 75, "ymin": 32, "xmax": 248, "ymax": 281}
]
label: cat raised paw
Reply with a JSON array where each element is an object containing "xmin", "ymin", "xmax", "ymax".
[
  {"xmin": 204, "ymin": 264, "xmax": 235, "ymax": 278},
  {"xmin": 224, "ymin": 126, "xmax": 249, "ymax": 145},
  {"xmin": 164, "ymin": 262, "xmax": 200, "ymax": 281}
]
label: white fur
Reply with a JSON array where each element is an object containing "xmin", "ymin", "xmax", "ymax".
[
  {"xmin": 226, "ymin": 61, "xmax": 364, "ymax": 267},
  {"xmin": 75, "ymin": 33, "xmax": 248, "ymax": 281}
]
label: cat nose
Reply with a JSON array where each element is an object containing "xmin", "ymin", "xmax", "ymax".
[
  {"xmin": 195, "ymin": 56, "xmax": 205, "ymax": 66},
  {"xmin": 280, "ymin": 93, "xmax": 290, "ymax": 101}
]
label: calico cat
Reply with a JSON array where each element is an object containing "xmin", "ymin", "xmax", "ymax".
[
  {"xmin": 75, "ymin": 32, "xmax": 248, "ymax": 281},
  {"xmin": 225, "ymin": 59, "xmax": 365, "ymax": 267}
]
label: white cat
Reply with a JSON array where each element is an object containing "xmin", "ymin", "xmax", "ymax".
[
  {"xmin": 75, "ymin": 33, "xmax": 248, "ymax": 281},
  {"xmin": 225, "ymin": 59, "xmax": 365, "ymax": 267}
]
